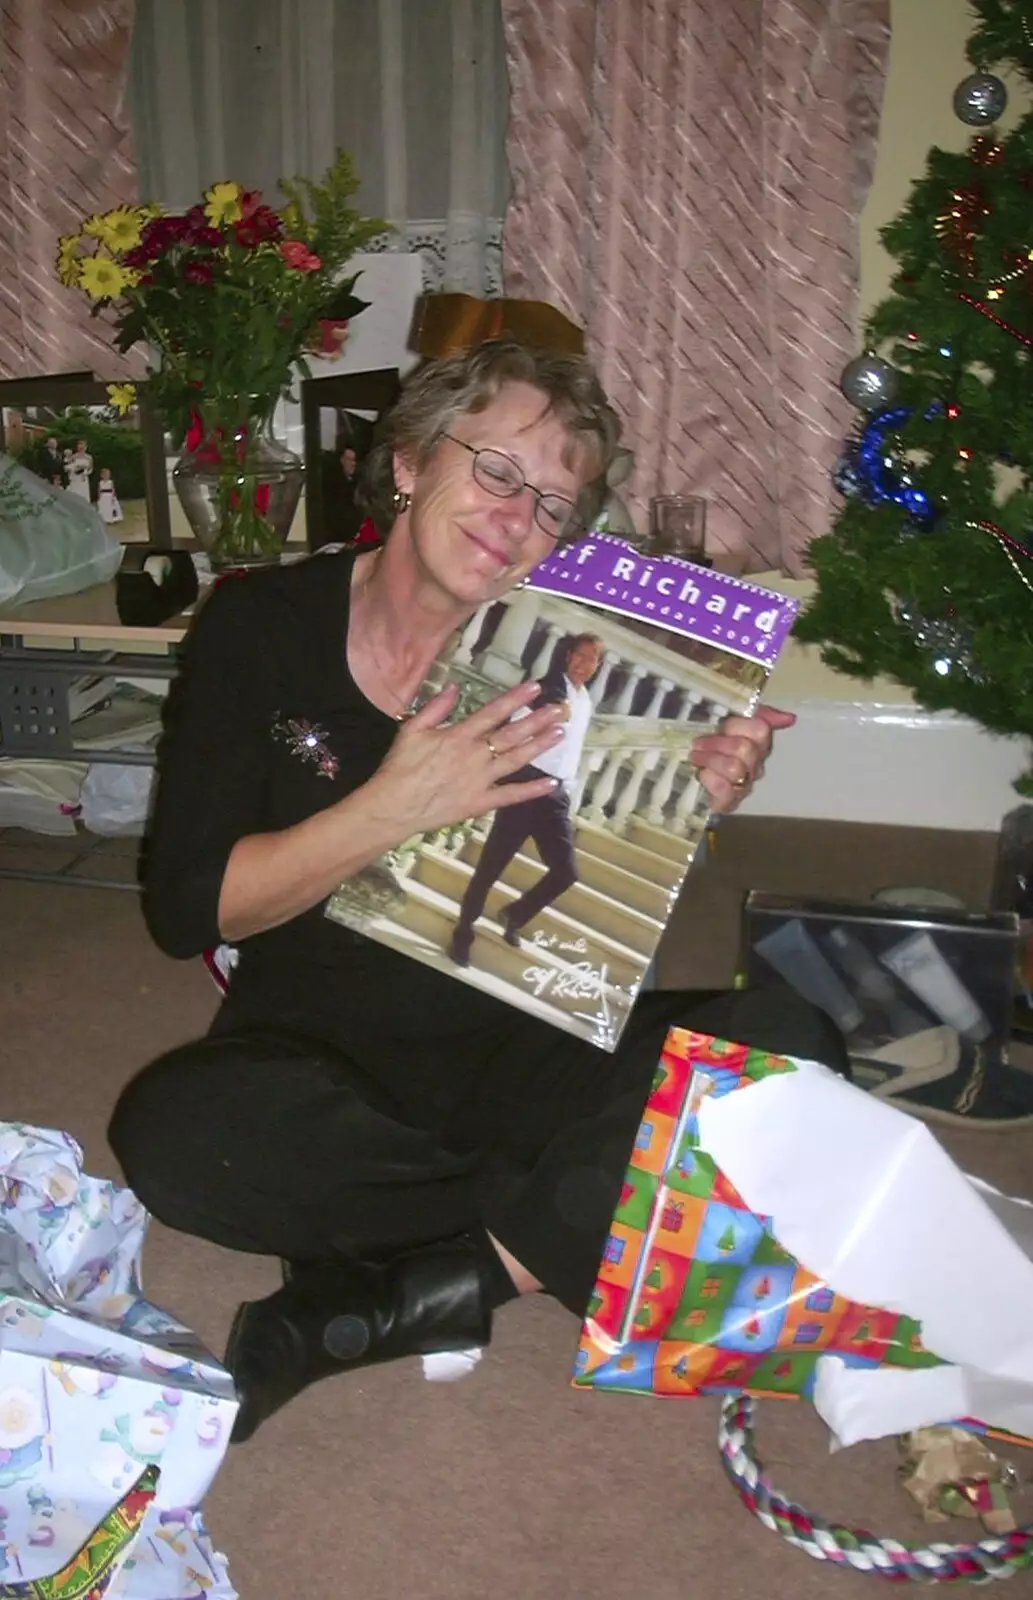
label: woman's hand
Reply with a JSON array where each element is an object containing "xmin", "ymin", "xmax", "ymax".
[
  {"xmin": 691, "ymin": 705, "xmax": 796, "ymax": 813},
  {"xmin": 362, "ymin": 679, "xmax": 565, "ymax": 838}
]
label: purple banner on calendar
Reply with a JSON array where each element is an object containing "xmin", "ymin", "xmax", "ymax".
[{"xmin": 526, "ymin": 534, "xmax": 799, "ymax": 663}]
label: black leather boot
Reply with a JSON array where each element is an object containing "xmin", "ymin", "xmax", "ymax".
[{"xmin": 225, "ymin": 1234, "xmax": 492, "ymax": 1444}]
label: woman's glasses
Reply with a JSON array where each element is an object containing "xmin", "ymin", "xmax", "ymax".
[{"xmin": 443, "ymin": 434, "xmax": 580, "ymax": 540}]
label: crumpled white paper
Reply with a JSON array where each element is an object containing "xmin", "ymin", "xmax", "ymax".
[
  {"xmin": 420, "ymin": 1348, "xmax": 484, "ymax": 1383},
  {"xmin": 696, "ymin": 1061, "xmax": 1033, "ymax": 1447}
]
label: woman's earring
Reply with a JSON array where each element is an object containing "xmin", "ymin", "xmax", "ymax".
[{"xmin": 392, "ymin": 489, "xmax": 412, "ymax": 514}]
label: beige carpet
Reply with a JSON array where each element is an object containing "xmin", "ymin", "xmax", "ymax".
[{"xmin": 1, "ymin": 819, "xmax": 1031, "ymax": 1599}]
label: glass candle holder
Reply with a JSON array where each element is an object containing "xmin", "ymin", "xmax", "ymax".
[{"xmin": 647, "ymin": 494, "xmax": 708, "ymax": 561}]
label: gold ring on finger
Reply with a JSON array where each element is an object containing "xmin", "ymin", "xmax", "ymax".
[
  {"xmin": 733, "ymin": 774, "xmax": 748, "ymax": 789},
  {"xmin": 485, "ymin": 737, "xmax": 499, "ymax": 760}
]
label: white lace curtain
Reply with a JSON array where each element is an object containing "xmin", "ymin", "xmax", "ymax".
[{"xmin": 127, "ymin": 0, "xmax": 509, "ymax": 294}]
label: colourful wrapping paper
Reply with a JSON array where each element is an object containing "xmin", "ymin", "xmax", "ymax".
[
  {"xmin": 0, "ymin": 1123, "xmax": 237, "ymax": 1599},
  {"xmin": 573, "ymin": 1030, "xmax": 944, "ymax": 1399}
]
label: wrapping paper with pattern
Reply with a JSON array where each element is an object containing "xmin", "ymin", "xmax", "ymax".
[
  {"xmin": 574, "ymin": 1032, "xmax": 946, "ymax": 1400},
  {"xmin": 0, "ymin": 1124, "xmax": 236, "ymax": 1599}
]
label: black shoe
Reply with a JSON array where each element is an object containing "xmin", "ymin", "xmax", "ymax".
[
  {"xmin": 500, "ymin": 914, "xmax": 522, "ymax": 949},
  {"xmin": 450, "ymin": 924, "xmax": 474, "ymax": 967},
  {"xmin": 851, "ymin": 1026, "xmax": 1033, "ymax": 1130},
  {"xmin": 226, "ymin": 1235, "xmax": 492, "ymax": 1444}
]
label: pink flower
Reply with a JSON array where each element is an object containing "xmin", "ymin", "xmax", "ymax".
[{"xmin": 280, "ymin": 239, "xmax": 322, "ymax": 272}]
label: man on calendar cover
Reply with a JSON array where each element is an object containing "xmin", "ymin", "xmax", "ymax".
[{"xmin": 450, "ymin": 632, "xmax": 604, "ymax": 967}]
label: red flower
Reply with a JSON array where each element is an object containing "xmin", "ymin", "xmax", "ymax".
[
  {"xmin": 138, "ymin": 215, "xmax": 190, "ymax": 259},
  {"xmin": 252, "ymin": 204, "xmax": 282, "ymax": 239},
  {"xmin": 355, "ymin": 516, "xmax": 379, "ymax": 546},
  {"xmin": 308, "ymin": 318, "xmax": 350, "ymax": 356},
  {"xmin": 234, "ymin": 220, "xmax": 262, "ymax": 248},
  {"xmin": 184, "ymin": 410, "xmax": 205, "ymax": 452},
  {"xmin": 280, "ymin": 239, "xmax": 321, "ymax": 272},
  {"xmin": 234, "ymin": 207, "xmax": 282, "ymax": 248},
  {"xmin": 239, "ymin": 188, "xmax": 263, "ymax": 219},
  {"xmin": 182, "ymin": 205, "xmax": 223, "ymax": 247},
  {"xmin": 183, "ymin": 258, "xmax": 214, "ymax": 285},
  {"xmin": 229, "ymin": 483, "xmax": 272, "ymax": 516},
  {"xmin": 183, "ymin": 409, "xmax": 224, "ymax": 464}
]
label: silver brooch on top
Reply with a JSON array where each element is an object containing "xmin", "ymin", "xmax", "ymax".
[{"xmin": 271, "ymin": 713, "xmax": 339, "ymax": 779}]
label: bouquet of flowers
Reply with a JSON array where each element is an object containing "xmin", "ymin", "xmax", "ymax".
[{"xmin": 57, "ymin": 150, "xmax": 384, "ymax": 564}]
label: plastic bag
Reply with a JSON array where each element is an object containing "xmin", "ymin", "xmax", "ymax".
[
  {"xmin": 0, "ymin": 452, "xmax": 122, "ymax": 610},
  {"xmin": 79, "ymin": 762, "xmax": 155, "ymax": 836}
]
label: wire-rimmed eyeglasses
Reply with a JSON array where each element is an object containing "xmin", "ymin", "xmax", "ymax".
[{"xmin": 443, "ymin": 433, "xmax": 581, "ymax": 540}]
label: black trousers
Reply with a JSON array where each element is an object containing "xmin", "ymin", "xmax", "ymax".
[
  {"xmin": 456, "ymin": 786, "xmax": 577, "ymax": 932},
  {"xmin": 109, "ymin": 985, "xmax": 848, "ymax": 1316}
]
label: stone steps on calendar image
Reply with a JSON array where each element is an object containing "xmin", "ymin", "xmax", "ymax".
[{"xmin": 327, "ymin": 810, "xmax": 702, "ymax": 1044}]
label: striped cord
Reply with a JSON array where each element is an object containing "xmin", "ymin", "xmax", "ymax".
[{"xmin": 718, "ymin": 1396, "xmax": 1033, "ymax": 1583}]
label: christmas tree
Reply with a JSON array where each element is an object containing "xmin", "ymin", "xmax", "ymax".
[{"xmin": 796, "ymin": 0, "xmax": 1033, "ymax": 787}]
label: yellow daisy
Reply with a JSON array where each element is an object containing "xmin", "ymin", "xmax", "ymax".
[
  {"xmin": 106, "ymin": 383, "xmax": 137, "ymax": 416},
  {"xmin": 203, "ymin": 180, "xmax": 244, "ymax": 227},
  {"xmin": 78, "ymin": 252, "xmax": 129, "ymax": 301},
  {"xmin": 93, "ymin": 205, "xmax": 147, "ymax": 254},
  {"xmin": 55, "ymin": 233, "xmax": 82, "ymax": 287},
  {"xmin": 80, "ymin": 212, "xmax": 108, "ymax": 239}
]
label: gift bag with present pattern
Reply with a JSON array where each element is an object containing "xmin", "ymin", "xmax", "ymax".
[{"xmin": 573, "ymin": 1032, "xmax": 947, "ymax": 1402}]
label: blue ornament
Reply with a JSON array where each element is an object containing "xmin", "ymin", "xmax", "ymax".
[{"xmin": 855, "ymin": 406, "xmax": 940, "ymax": 529}]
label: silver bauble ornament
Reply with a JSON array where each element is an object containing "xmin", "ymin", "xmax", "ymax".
[
  {"xmin": 953, "ymin": 72, "xmax": 1008, "ymax": 126},
  {"xmin": 840, "ymin": 353, "xmax": 900, "ymax": 411}
]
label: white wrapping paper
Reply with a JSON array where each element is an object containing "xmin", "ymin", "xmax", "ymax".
[
  {"xmin": 0, "ymin": 1123, "xmax": 237, "ymax": 1597},
  {"xmin": 696, "ymin": 1063, "xmax": 1033, "ymax": 1446}
]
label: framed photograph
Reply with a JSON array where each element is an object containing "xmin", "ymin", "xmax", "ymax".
[
  {"xmin": 300, "ymin": 368, "xmax": 401, "ymax": 552},
  {"xmin": 0, "ymin": 376, "xmax": 171, "ymax": 547}
]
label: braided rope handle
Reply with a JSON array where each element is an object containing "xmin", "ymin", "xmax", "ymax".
[{"xmin": 718, "ymin": 1395, "xmax": 1033, "ymax": 1583}]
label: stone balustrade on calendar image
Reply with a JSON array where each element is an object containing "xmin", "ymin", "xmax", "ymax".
[{"xmin": 447, "ymin": 587, "xmax": 734, "ymax": 842}]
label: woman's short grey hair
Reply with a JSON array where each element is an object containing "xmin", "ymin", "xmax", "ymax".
[{"xmin": 360, "ymin": 337, "xmax": 622, "ymax": 539}]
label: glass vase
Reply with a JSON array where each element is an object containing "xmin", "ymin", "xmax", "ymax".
[{"xmin": 172, "ymin": 404, "xmax": 304, "ymax": 570}]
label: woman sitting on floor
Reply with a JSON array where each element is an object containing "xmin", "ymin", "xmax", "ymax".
[{"xmin": 109, "ymin": 336, "xmax": 848, "ymax": 1446}]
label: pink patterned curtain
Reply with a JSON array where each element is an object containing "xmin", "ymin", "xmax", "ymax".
[
  {"xmin": 501, "ymin": 0, "xmax": 891, "ymax": 573},
  {"xmin": 0, "ymin": 0, "xmax": 139, "ymax": 378}
]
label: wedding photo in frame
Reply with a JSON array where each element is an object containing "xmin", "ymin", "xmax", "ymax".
[
  {"xmin": 300, "ymin": 368, "xmax": 401, "ymax": 551},
  {"xmin": 0, "ymin": 375, "xmax": 171, "ymax": 547}
]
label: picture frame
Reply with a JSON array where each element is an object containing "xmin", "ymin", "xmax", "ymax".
[
  {"xmin": 0, "ymin": 375, "xmax": 172, "ymax": 547},
  {"xmin": 300, "ymin": 368, "xmax": 401, "ymax": 552}
]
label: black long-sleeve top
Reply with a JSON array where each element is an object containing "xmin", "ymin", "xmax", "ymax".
[{"xmin": 144, "ymin": 549, "xmax": 510, "ymax": 1051}]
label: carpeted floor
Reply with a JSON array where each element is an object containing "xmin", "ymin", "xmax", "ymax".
[{"xmin": 1, "ymin": 818, "xmax": 1030, "ymax": 1599}]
